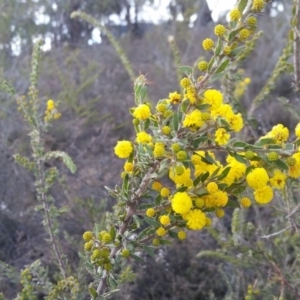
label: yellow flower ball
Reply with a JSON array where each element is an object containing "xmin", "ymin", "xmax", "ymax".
[
  {"xmin": 172, "ymin": 192, "xmax": 193, "ymax": 215},
  {"xmin": 124, "ymin": 162, "xmax": 134, "ymax": 173},
  {"xmin": 247, "ymin": 16, "xmax": 257, "ymax": 27},
  {"xmin": 153, "ymin": 143, "xmax": 165, "ymax": 158},
  {"xmin": 198, "ymin": 61, "xmax": 208, "ymax": 71},
  {"xmin": 152, "ymin": 238, "xmax": 160, "ymax": 246},
  {"xmin": 214, "ymin": 24, "xmax": 226, "ymax": 37},
  {"xmin": 211, "ymin": 190, "xmax": 228, "ymax": 207},
  {"xmin": 156, "ymin": 227, "xmax": 167, "ymax": 237},
  {"xmin": 246, "ymin": 167, "xmax": 269, "ymax": 190},
  {"xmin": 215, "ymin": 128, "xmax": 230, "ymax": 145},
  {"xmin": 202, "ymin": 38, "xmax": 214, "ymax": 51},
  {"xmin": 269, "ymin": 169, "xmax": 286, "ymax": 189},
  {"xmin": 206, "ymin": 217, "xmax": 212, "ymax": 226},
  {"xmin": 146, "ymin": 208, "xmax": 156, "ymax": 217},
  {"xmin": 162, "ymin": 126, "xmax": 171, "ymax": 135},
  {"xmin": 133, "ymin": 104, "xmax": 151, "ymax": 120},
  {"xmin": 47, "ymin": 99, "xmax": 55, "ymax": 110},
  {"xmin": 184, "ymin": 209, "xmax": 207, "ymax": 230},
  {"xmin": 207, "ymin": 182, "xmax": 219, "ymax": 194},
  {"xmin": 239, "ymin": 28, "xmax": 251, "ymax": 41},
  {"xmin": 183, "ymin": 109, "xmax": 204, "ymax": 129},
  {"xmin": 223, "ymin": 45, "xmax": 232, "ymax": 55},
  {"xmin": 169, "ymin": 91, "xmax": 181, "ymax": 104},
  {"xmin": 159, "ymin": 215, "xmax": 171, "ymax": 226},
  {"xmin": 240, "ymin": 197, "xmax": 251, "ymax": 208},
  {"xmin": 252, "ymin": 0, "xmax": 265, "ymax": 12},
  {"xmin": 156, "ymin": 103, "xmax": 167, "ymax": 113},
  {"xmin": 180, "ymin": 78, "xmax": 191, "ymax": 88},
  {"xmin": 83, "ymin": 231, "xmax": 93, "ymax": 241},
  {"xmin": 84, "ymin": 240, "xmax": 94, "ymax": 251},
  {"xmin": 253, "ymin": 186, "xmax": 273, "ymax": 204},
  {"xmin": 229, "ymin": 8, "xmax": 241, "ymax": 22},
  {"xmin": 215, "ymin": 208, "xmax": 225, "ymax": 218},
  {"xmin": 160, "ymin": 187, "xmax": 170, "ymax": 198},
  {"xmin": 152, "ymin": 181, "xmax": 163, "ymax": 191},
  {"xmin": 114, "ymin": 141, "xmax": 133, "ymax": 158},
  {"xmin": 136, "ymin": 131, "xmax": 152, "ymax": 144},
  {"xmin": 195, "ymin": 198, "xmax": 205, "ymax": 208},
  {"xmin": 203, "ymin": 89, "xmax": 223, "ymax": 111},
  {"xmin": 178, "ymin": 230, "xmax": 187, "ymax": 240}
]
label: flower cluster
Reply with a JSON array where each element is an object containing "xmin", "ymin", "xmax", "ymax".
[
  {"xmin": 83, "ymin": 1, "xmax": 300, "ymax": 290},
  {"xmin": 44, "ymin": 99, "xmax": 61, "ymax": 121}
]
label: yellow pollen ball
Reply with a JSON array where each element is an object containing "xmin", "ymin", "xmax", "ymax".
[
  {"xmin": 156, "ymin": 227, "xmax": 167, "ymax": 236},
  {"xmin": 202, "ymin": 38, "xmax": 214, "ymax": 51},
  {"xmin": 160, "ymin": 215, "xmax": 171, "ymax": 226},
  {"xmin": 178, "ymin": 230, "xmax": 186, "ymax": 240},
  {"xmin": 240, "ymin": 197, "xmax": 251, "ymax": 208},
  {"xmin": 133, "ymin": 104, "xmax": 151, "ymax": 120},
  {"xmin": 229, "ymin": 8, "xmax": 241, "ymax": 22},
  {"xmin": 207, "ymin": 182, "xmax": 219, "ymax": 194}
]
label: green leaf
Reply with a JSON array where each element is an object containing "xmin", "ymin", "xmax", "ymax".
[
  {"xmin": 157, "ymin": 239, "xmax": 173, "ymax": 245},
  {"xmin": 143, "ymin": 244, "xmax": 155, "ymax": 258},
  {"xmin": 207, "ymin": 57, "xmax": 215, "ymax": 72},
  {"xmin": 45, "ymin": 151, "xmax": 76, "ymax": 173},
  {"xmin": 122, "ymin": 174, "xmax": 129, "ymax": 193},
  {"xmin": 131, "ymin": 254, "xmax": 144, "ymax": 263},
  {"xmin": 255, "ymin": 138, "xmax": 274, "ymax": 147},
  {"xmin": 215, "ymin": 38, "xmax": 223, "ymax": 56},
  {"xmin": 144, "ymin": 118, "xmax": 150, "ymax": 130},
  {"xmin": 232, "ymin": 152, "xmax": 248, "ymax": 165},
  {"xmin": 245, "ymin": 165, "xmax": 255, "ymax": 175},
  {"xmin": 226, "ymin": 199, "xmax": 240, "ymax": 208},
  {"xmin": 267, "ymin": 144, "xmax": 282, "ymax": 150},
  {"xmin": 200, "ymin": 171, "xmax": 210, "ymax": 183},
  {"xmin": 244, "ymin": 145, "xmax": 263, "ymax": 150},
  {"xmin": 228, "ymin": 28, "xmax": 243, "ymax": 42},
  {"xmin": 132, "ymin": 215, "xmax": 141, "ymax": 228},
  {"xmin": 196, "ymin": 103, "xmax": 211, "ymax": 110},
  {"xmin": 233, "ymin": 141, "xmax": 247, "ymax": 148},
  {"xmin": 215, "ymin": 59, "xmax": 229, "ymax": 74},
  {"xmin": 173, "ymin": 112, "xmax": 179, "ymax": 131},
  {"xmin": 238, "ymin": 0, "xmax": 248, "ymax": 13},
  {"xmin": 179, "ymin": 66, "xmax": 193, "ymax": 76},
  {"xmin": 181, "ymin": 100, "xmax": 189, "ymax": 113},
  {"xmin": 193, "ymin": 172, "xmax": 209, "ymax": 187},
  {"xmin": 143, "ymin": 215, "xmax": 160, "ymax": 228},
  {"xmin": 273, "ymin": 159, "xmax": 288, "ymax": 171},
  {"xmin": 139, "ymin": 86, "xmax": 147, "ymax": 101},
  {"xmin": 285, "ymin": 143, "xmax": 294, "ymax": 152},
  {"xmin": 229, "ymin": 46, "xmax": 245, "ymax": 57},
  {"xmin": 155, "ymin": 194, "xmax": 162, "ymax": 205},
  {"xmin": 138, "ymin": 227, "xmax": 154, "ymax": 240},
  {"xmin": 204, "ymin": 152, "xmax": 216, "ymax": 165},
  {"xmin": 88, "ymin": 287, "xmax": 98, "ymax": 300},
  {"xmin": 217, "ymin": 167, "xmax": 231, "ymax": 181},
  {"xmin": 177, "ymin": 186, "xmax": 188, "ymax": 192},
  {"xmin": 192, "ymin": 136, "xmax": 208, "ymax": 149},
  {"xmin": 168, "ymin": 230, "xmax": 179, "ymax": 239}
]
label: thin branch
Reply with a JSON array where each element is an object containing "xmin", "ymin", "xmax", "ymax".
[
  {"xmin": 96, "ymin": 161, "xmax": 159, "ymax": 296},
  {"xmin": 293, "ymin": 0, "xmax": 300, "ymax": 91},
  {"xmin": 261, "ymin": 225, "xmax": 291, "ymax": 239}
]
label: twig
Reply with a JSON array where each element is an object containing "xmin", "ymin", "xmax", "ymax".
[
  {"xmin": 96, "ymin": 161, "xmax": 159, "ymax": 296},
  {"xmin": 37, "ymin": 156, "xmax": 67, "ymax": 279},
  {"xmin": 261, "ymin": 225, "xmax": 291, "ymax": 239},
  {"xmin": 293, "ymin": 0, "xmax": 300, "ymax": 91}
]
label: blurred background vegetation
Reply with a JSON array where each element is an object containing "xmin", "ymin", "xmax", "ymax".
[{"xmin": 1, "ymin": 0, "xmax": 300, "ymax": 299}]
